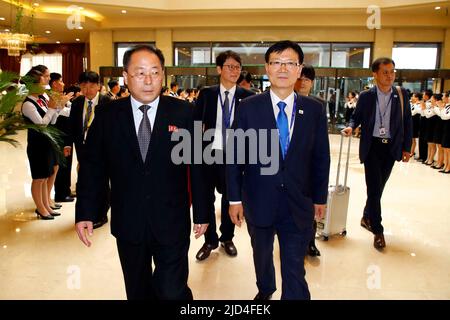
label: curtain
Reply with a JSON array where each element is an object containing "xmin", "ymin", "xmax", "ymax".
[
  {"xmin": 20, "ymin": 52, "xmax": 63, "ymax": 76},
  {"xmin": 0, "ymin": 49, "xmax": 21, "ymax": 73}
]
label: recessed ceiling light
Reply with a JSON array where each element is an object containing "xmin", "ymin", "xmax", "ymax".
[
  {"xmin": 79, "ymin": 6, "xmax": 84, "ymax": 10},
  {"xmin": 56, "ymin": 41, "xmax": 60, "ymax": 44},
  {"xmin": 121, "ymin": 10, "xmax": 127, "ymax": 14},
  {"xmin": 33, "ymin": 2, "xmax": 39, "ymax": 6},
  {"xmin": 78, "ymin": 26, "xmax": 83, "ymax": 30},
  {"xmin": 45, "ymin": 30, "xmax": 51, "ymax": 34},
  {"xmin": 75, "ymin": 38, "xmax": 80, "ymax": 41},
  {"xmin": 435, "ymin": 6, "xmax": 441, "ymax": 10},
  {"xmin": 4, "ymin": 29, "xmax": 10, "ymax": 32},
  {"xmin": 0, "ymin": 17, "xmax": 5, "ymax": 21}
]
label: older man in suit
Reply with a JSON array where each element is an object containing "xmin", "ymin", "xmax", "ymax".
[
  {"xmin": 342, "ymin": 57, "xmax": 412, "ymax": 250},
  {"xmin": 194, "ymin": 50, "xmax": 254, "ymax": 261},
  {"xmin": 75, "ymin": 45, "xmax": 208, "ymax": 300},
  {"xmin": 65, "ymin": 71, "xmax": 111, "ymax": 229},
  {"xmin": 227, "ymin": 41, "xmax": 330, "ymax": 300}
]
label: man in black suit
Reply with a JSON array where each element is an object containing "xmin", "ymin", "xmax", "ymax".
[
  {"xmin": 227, "ymin": 41, "xmax": 330, "ymax": 300},
  {"xmin": 194, "ymin": 50, "xmax": 254, "ymax": 261},
  {"xmin": 65, "ymin": 71, "xmax": 111, "ymax": 229},
  {"xmin": 342, "ymin": 57, "xmax": 412, "ymax": 250},
  {"xmin": 75, "ymin": 45, "xmax": 209, "ymax": 300}
]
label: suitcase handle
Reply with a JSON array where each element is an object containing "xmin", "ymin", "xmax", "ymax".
[{"xmin": 335, "ymin": 133, "xmax": 351, "ymax": 191}]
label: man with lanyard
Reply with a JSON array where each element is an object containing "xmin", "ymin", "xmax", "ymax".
[
  {"xmin": 194, "ymin": 50, "xmax": 254, "ymax": 261},
  {"xmin": 342, "ymin": 57, "xmax": 412, "ymax": 250},
  {"xmin": 65, "ymin": 71, "xmax": 112, "ymax": 229}
]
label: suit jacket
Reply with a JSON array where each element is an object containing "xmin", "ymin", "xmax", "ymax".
[
  {"xmin": 75, "ymin": 95, "xmax": 208, "ymax": 245},
  {"xmin": 65, "ymin": 94, "xmax": 111, "ymax": 163},
  {"xmin": 194, "ymin": 85, "xmax": 255, "ymax": 132},
  {"xmin": 226, "ymin": 91, "xmax": 330, "ymax": 230},
  {"xmin": 349, "ymin": 86, "xmax": 412, "ymax": 163}
]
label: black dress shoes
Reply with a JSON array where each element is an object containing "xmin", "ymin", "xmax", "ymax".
[
  {"xmin": 93, "ymin": 216, "xmax": 108, "ymax": 229},
  {"xmin": 50, "ymin": 211, "xmax": 61, "ymax": 217},
  {"xmin": 307, "ymin": 242, "xmax": 321, "ymax": 257},
  {"xmin": 374, "ymin": 233, "xmax": 386, "ymax": 250},
  {"xmin": 221, "ymin": 240, "xmax": 237, "ymax": 256},
  {"xmin": 360, "ymin": 217, "xmax": 372, "ymax": 232},
  {"xmin": 196, "ymin": 243, "xmax": 218, "ymax": 261},
  {"xmin": 254, "ymin": 292, "xmax": 272, "ymax": 300},
  {"xmin": 35, "ymin": 209, "xmax": 54, "ymax": 220},
  {"xmin": 55, "ymin": 196, "xmax": 75, "ymax": 202}
]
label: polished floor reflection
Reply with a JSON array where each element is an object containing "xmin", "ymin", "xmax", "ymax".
[{"xmin": 0, "ymin": 132, "xmax": 449, "ymax": 299}]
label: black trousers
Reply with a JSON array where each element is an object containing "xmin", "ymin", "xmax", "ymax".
[
  {"xmin": 363, "ymin": 138, "xmax": 396, "ymax": 234},
  {"xmin": 54, "ymin": 152, "xmax": 73, "ymax": 200},
  {"xmin": 204, "ymin": 151, "xmax": 235, "ymax": 246},
  {"xmin": 418, "ymin": 117, "xmax": 428, "ymax": 160},
  {"xmin": 116, "ymin": 228, "xmax": 193, "ymax": 300}
]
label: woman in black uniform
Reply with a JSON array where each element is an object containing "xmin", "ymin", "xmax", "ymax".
[
  {"xmin": 431, "ymin": 94, "xmax": 444, "ymax": 169},
  {"xmin": 410, "ymin": 92, "xmax": 422, "ymax": 157},
  {"xmin": 21, "ymin": 65, "xmax": 61, "ymax": 220},
  {"xmin": 440, "ymin": 92, "xmax": 450, "ymax": 173}
]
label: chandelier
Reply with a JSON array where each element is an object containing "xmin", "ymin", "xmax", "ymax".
[{"xmin": 0, "ymin": 0, "xmax": 34, "ymax": 56}]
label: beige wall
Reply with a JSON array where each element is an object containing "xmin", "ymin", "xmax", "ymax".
[{"xmin": 89, "ymin": 31, "xmax": 114, "ymax": 73}]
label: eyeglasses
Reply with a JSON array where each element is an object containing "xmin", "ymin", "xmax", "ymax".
[
  {"xmin": 268, "ymin": 61, "xmax": 301, "ymax": 70},
  {"xmin": 222, "ymin": 64, "xmax": 242, "ymax": 71},
  {"xmin": 380, "ymin": 70, "xmax": 396, "ymax": 76},
  {"xmin": 128, "ymin": 70, "xmax": 161, "ymax": 81}
]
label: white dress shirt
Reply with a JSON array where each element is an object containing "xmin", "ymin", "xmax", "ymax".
[
  {"xmin": 269, "ymin": 89, "xmax": 296, "ymax": 140},
  {"xmin": 212, "ymin": 84, "xmax": 237, "ymax": 150},
  {"xmin": 22, "ymin": 95, "xmax": 58, "ymax": 125},
  {"xmin": 130, "ymin": 95, "xmax": 159, "ymax": 135}
]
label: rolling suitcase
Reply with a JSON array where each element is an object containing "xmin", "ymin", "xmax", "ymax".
[{"xmin": 317, "ymin": 134, "xmax": 351, "ymax": 241}]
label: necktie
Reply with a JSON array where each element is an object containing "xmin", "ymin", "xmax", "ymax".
[
  {"xmin": 277, "ymin": 101, "xmax": 289, "ymax": 159},
  {"xmin": 222, "ymin": 90, "xmax": 230, "ymax": 148},
  {"xmin": 83, "ymin": 100, "xmax": 93, "ymax": 136},
  {"xmin": 138, "ymin": 105, "xmax": 152, "ymax": 161}
]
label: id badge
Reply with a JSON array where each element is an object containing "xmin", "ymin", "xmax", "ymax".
[{"xmin": 379, "ymin": 127, "xmax": 386, "ymax": 136}]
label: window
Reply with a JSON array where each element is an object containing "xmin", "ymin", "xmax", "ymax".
[
  {"xmin": 392, "ymin": 43, "xmax": 439, "ymax": 69},
  {"xmin": 331, "ymin": 43, "xmax": 371, "ymax": 68},
  {"xmin": 115, "ymin": 42, "xmax": 155, "ymax": 67},
  {"xmin": 174, "ymin": 43, "xmax": 211, "ymax": 66},
  {"xmin": 301, "ymin": 43, "xmax": 331, "ymax": 67},
  {"xmin": 20, "ymin": 53, "xmax": 62, "ymax": 76},
  {"xmin": 212, "ymin": 42, "xmax": 273, "ymax": 65}
]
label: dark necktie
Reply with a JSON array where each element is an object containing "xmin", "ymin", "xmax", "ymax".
[
  {"xmin": 83, "ymin": 100, "xmax": 93, "ymax": 136},
  {"xmin": 222, "ymin": 90, "xmax": 230, "ymax": 147},
  {"xmin": 138, "ymin": 104, "xmax": 152, "ymax": 161},
  {"xmin": 277, "ymin": 101, "xmax": 289, "ymax": 159}
]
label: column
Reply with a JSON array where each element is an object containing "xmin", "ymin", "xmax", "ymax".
[{"xmin": 89, "ymin": 31, "xmax": 114, "ymax": 73}]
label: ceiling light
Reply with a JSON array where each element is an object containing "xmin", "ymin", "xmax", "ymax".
[
  {"xmin": 78, "ymin": 26, "xmax": 83, "ymax": 30},
  {"xmin": 121, "ymin": 10, "xmax": 127, "ymax": 14},
  {"xmin": 45, "ymin": 30, "xmax": 51, "ymax": 34},
  {"xmin": 79, "ymin": 7, "xmax": 84, "ymax": 10},
  {"xmin": 435, "ymin": 6, "xmax": 441, "ymax": 10},
  {"xmin": 56, "ymin": 41, "xmax": 60, "ymax": 44},
  {"xmin": 33, "ymin": 2, "xmax": 39, "ymax": 7},
  {"xmin": 0, "ymin": 17, "xmax": 5, "ymax": 21},
  {"xmin": 75, "ymin": 38, "xmax": 80, "ymax": 41}
]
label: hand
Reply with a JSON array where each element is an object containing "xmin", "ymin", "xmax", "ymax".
[
  {"xmin": 402, "ymin": 151, "xmax": 411, "ymax": 163},
  {"xmin": 314, "ymin": 204, "xmax": 326, "ymax": 221},
  {"xmin": 47, "ymin": 97, "xmax": 58, "ymax": 109},
  {"xmin": 63, "ymin": 146, "xmax": 72, "ymax": 157},
  {"xmin": 229, "ymin": 203, "xmax": 244, "ymax": 227},
  {"xmin": 341, "ymin": 127, "xmax": 353, "ymax": 136},
  {"xmin": 193, "ymin": 223, "xmax": 208, "ymax": 239},
  {"xmin": 61, "ymin": 92, "xmax": 74, "ymax": 106},
  {"xmin": 75, "ymin": 221, "xmax": 94, "ymax": 247}
]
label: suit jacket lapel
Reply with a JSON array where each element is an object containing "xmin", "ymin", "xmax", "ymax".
[
  {"xmin": 285, "ymin": 94, "xmax": 305, "ymax": 161},
  {"xmin": 389, "ymin": 86, "xmax": 400, "ymax": 136},
  {"xmin": 145, "ymin": 96, "xmax": 167, "ymax": 166},
  {"xmin": 207, "ymin": 85, "xmax": 219, "ymax": 128},
  {"xmin": 118, "ymin": 97, "xmax": 143, "ymax": 165},
  {"xmin": 368, "ymin": 87, "xmax": 377, "ymax": 134}
]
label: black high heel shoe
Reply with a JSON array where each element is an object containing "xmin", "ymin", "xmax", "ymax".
[
  {"xmin": 50, "ymin": 203, "xmax": 62, "ymax": 210},
  {"xmin": 50, "ymin": 211, "xmax": 61, "ymax": 217},
  {"xmin": 35, "ymin": 209, "xmax": 54, "ymax": 220}
]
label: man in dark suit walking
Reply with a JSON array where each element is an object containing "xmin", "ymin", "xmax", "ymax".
[
  {"xmin": 65, "ymin": 71, "xmax": 111, "ymax": 229},
  {"xmin": 194, "ymin": 50, "xmax": 254, "ymax": 261},
  {"xmin": 75, "ymin": 45, "xmax": 209, "ymax": 300},
  {"xmin": 342, "ymin": 57, "xmax": 412, "ymax": 250},
  {"xmin": 227, "ymin": 41, "xmax": 330, "ymax": 300}
]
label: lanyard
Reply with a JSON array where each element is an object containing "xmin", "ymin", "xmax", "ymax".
[
  {"xmin": 218, "ymin": 89, "xmax": 236, "ymax": 129},
  {"xmin": 376, "ymin": 88, "xmax": 392, "ymax": 128}
]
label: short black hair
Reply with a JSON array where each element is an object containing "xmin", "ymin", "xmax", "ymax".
[
  {"xmin": 65, "ymin": 85, "xmax": 81, "ymax": 95},
  {"xmin": 371, "ymin": 57, "xmax": 395, "ymax": 72},
  {"xmin": 107, "ymin": 79, "xmax": 119, "ymax": 90},
  {"xmin": 413, "ymin": 92, "xmax": 423, "ymax": 101},
  {"xmin": 216, "ymin": 50, "xmax": 242, "ymax": 68},
  {"xmin": 300, "ymin": 64, "xmax": 315, "ymax": 81},
  {"xmin": 433, "ymin": 93, "xmax": 443, "ymax": 101},
  {"xmin": 238, "ymin": 70, "xmax": 252, "ymax": 84},
  {"xmin": 423, "ymin": 89, "xmax": 433, "ymax": 99},
  {"xmin": 49, "ymin": 72, "xmax": 62, "ymax": 87},
  {"xmin": 123, "ymin": 45, "xmax": 165, "ymax": 71},
  {"xmin": 78, "ymin": 71, "xmax": 99, "ymax": 84},
  {"xmin": 170, "ymin": 81, "xmax": 178, "ymax": 90},
  {"xmin": 265, "ymin": 40, "xmax": 304, "ymax": 64}
]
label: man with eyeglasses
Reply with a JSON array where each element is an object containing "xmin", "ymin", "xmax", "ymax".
[
  {"xmin": 342, "ymin": 57, "xmax": 412, "ymax": 250},
  {"xmin": 227, "ymin": 41, "xmax": 330, "ymax": 300},
  {"xmin": 194, "ymin": 50, "xmax": 255, "ymax": 262},
  {"xmin": 75, "ymin": 45, "xmax": 209, "ymax": 300}
]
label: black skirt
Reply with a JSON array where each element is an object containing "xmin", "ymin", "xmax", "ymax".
[
  {"xmin": 412, "ymin": 114, "xmax": 420, "ymax": 138},
  {"xmin": 26, "ymin": 130, "xmax": 57, "ymax": 179},
  {"xmin": 426, "ymin": 116, "xmax": 437, "ymax": 143},
  {"xmin": 442, "ymin": 120, "xmax": 450, "ymax": 148},
  {"xmin": 433, "ymin": 118, "xmax": 443, "ymax": 144}
]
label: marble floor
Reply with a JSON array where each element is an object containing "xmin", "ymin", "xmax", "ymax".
[{"xmin": 0, "ymin": 132, "xmax": 449, "ymax": 300}]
